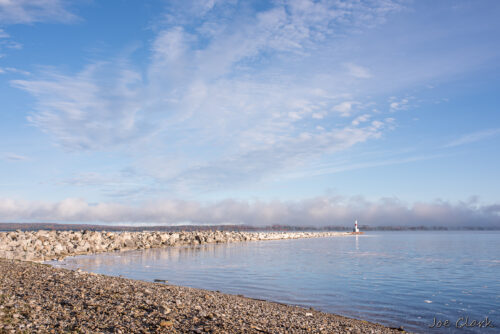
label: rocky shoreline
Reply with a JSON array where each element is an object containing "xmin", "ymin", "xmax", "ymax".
[
  {"xmin": 0, "ymin": 230, "xmax": 407, "ymax": 333},
  {"xmin": 0, "ymin": 259, "xmax": 403, "ymax": 333},
  {"xmin": 0, "ymin": 230, "xmax": 350, "ymax": 262}
]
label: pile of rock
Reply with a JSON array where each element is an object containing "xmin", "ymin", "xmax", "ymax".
[{"xmin": 0, "ymin": 230, "xmax": 348, "ymax": 262}]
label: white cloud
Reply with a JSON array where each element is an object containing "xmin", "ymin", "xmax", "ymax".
[
  {"xmin": 13, "ymin": 61, "xmax": 146, "ymax": 151},
  {"xmin": 11, "ymin": 0, "xmax": 405, "ymax": 192},
  {"xmin": 0, "ymin": 0, "xmax": 77, "ymax": 24},
  {"xmin": 0, "ymin": 39, "xmax": 23, "ymax": 55},
  {"xmin": 344, "ymin": 62, "xmax": 372, "ymax": 79},
  {"xmin": 0, "ymin": 67, "xmax": 30, "ymax": 75},
  {"xmin": 0, "ymin": 196, "xmax": 498, "ymax": 227},
  {"xmin": 0, "ymin": 1, "xmax": 76, "ymax": 59},
  {"xmin": 57, "ymin": 172, "xmax": 149, "ymax": 200},
  {"xmin": 3, "ymin": 153, "xmax": 29, "ymax": 161},
  {"xmin": 444, "ymin": 128, "xmax": 500, "ymax": 148},
  {"xmin": 280, "ymin": 153, "xmax": 443, "ymax": 180},
  {"xmin": 332, "ymin": 101, "xmax": 360, "ymax": 117},
  {"xmin": 0, "ymin": 33, "xmax": 21, "ymax": 55},
  {"xmin": 61, "ymin": 172, "xmax": 120, "ymax": 187},
  {"xmin": 155, "ymin": 122, "xmax": 387, "ymax": 192},
  {"xmin": 352, "ymin": 114, "xmax": 371, "ymax": 126},
  {"xmin": 389, "ymin": 98, "xmax": 408, "ymax": 111}
]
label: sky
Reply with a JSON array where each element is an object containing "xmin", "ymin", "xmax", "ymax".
[{"xmin": 0, "ymin": 0, "xmax": 499, "ymax": 227}]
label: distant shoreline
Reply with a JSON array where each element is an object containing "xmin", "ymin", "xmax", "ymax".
[{"xmin": 1, "ymin": 222, "xmax": 498, "ymax": 232}]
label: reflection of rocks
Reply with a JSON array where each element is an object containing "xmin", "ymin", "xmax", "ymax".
[
  {"xmin": 0, "ymin": 230, "xmax": 349, "ymax": 262},
  {"xmin": 0, "ymin": 259, "xmax": 401, "ymax": 333}
]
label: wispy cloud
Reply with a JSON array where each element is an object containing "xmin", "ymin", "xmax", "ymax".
[
  {"xmin": 344, "ymin": 63, "xmax": 372, "ymax": 79},
  {"xmin": 444, "ymin": 128, "xmax": 500, "ymax": 148},
  {"xmin": 0, "ymin": 67, "xmax": 30, "ymax": 75},
  {"xmin": 60, "ymin": 172, "xmax": 122, "ymax": 187},
  {"xmin": 12, "ymin": 1, "xmax": 407, "ymax": 193},
  {"xmin": 13, "ymin": 61, "xmax": 146, "ymax": 151},
  {"xmin": 153, "ymin": 121, "xmax": 387, "ymax": 193},
  {"xmin": 0, "ymin": 196, "xmax": 498, "ymax": 227},
  {"xmin": 0, "ymin": 0, "xmax": 77, "ymax": 24},
  {"xmin": 280, "ymin": 153, "xmax": 445, "ymax": 180},
  {"xmin": 3, "ymin": 153, "xmax": 29, "ymax": 162},
  {"xmin": 389, "ymin": 97, "xmax": 409, "ymax": 112},
  {"xmin": 332, "ymin": 101, "xmax": 361, "ymax": 117},
  {"xmin": 12, "ymin": 1, "xmax": 500, "ymax": 199},
  {"xmin": 351, "ymin": 114, "xmax": 371, "ymax": 126},
  {"xmin": 0, "ymin": 1, "xmax": 77, "ymax": 59},
  {"xmin": 0, "ymin": 33, "xmax": 23, "ymax": 56}
]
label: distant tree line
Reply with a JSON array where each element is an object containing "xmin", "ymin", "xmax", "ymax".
[{"xmin": 1, "ymin": 222, "xmax": 498, "ymax": 232}]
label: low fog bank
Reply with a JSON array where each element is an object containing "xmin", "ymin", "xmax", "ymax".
[{"xmin": 0, "ymin": 196, "xmax": 499, "ymax": 228}]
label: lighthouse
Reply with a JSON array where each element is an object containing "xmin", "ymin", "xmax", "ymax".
[{"xmin": 353, "ymin": 220, "xmax": 359, "ymax": 233}]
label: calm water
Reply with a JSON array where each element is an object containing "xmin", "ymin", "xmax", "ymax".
[{"xmin": 49, "ymin": 231, "xmax": 499, "ymax": 333}]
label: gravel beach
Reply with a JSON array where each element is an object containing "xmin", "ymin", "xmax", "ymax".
[
  {"xmin": 0, "ymin": 258, "xmax": 404, "ymax": 333},
  {"xmin": 0, "ymin": 231, "xmax": 406, "ymax": 333}
]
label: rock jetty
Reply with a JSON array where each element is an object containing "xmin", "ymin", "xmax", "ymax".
[
  {"xmin": 0, "ymin": 258, "xmax": 403, "ymax": 333},
  {"xmin": 0, "ymin": 230, "xmax": 349, "ymax": 262}
]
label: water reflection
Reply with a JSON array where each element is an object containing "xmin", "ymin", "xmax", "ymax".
[{"xmin": 58, "ymin": 243, "xmax": 262, "ymax": 269}]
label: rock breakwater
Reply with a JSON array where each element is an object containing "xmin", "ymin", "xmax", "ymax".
[{"xmin": 0, "ymin": 230, "xmax": 348, "ymax": 262}]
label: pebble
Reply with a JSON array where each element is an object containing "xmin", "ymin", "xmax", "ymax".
[{"xmin": 160, "ymin": 320, "xmax": 173, "ymax": 327}]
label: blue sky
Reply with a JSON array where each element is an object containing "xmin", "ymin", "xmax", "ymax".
[{"xmin": 0, "ymin": 0, "xmax": 499, "ymax": 226}]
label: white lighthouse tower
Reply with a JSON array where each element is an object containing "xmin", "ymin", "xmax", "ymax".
[{"xmin": 353, "ymin": 220, "xmax": 359, "ymax": 233}]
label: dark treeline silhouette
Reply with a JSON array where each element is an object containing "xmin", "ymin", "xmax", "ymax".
[{"xmin": 0, "ymin": 222, "xmax": 498, "ymax": 232}]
